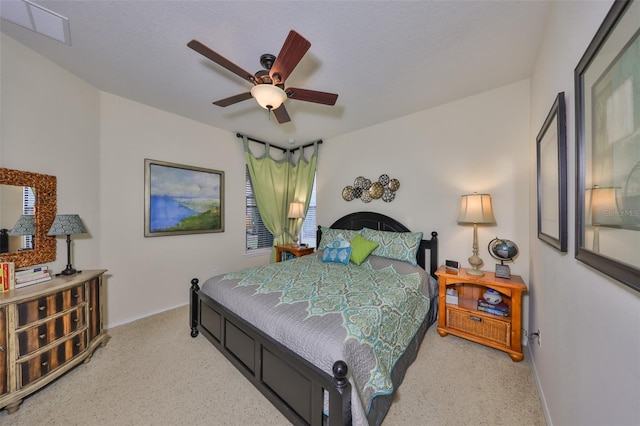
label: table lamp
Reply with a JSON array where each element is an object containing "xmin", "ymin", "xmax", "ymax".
[
  {"xmin": 47, "ymin": 214, "xmax": 87, "ymax": 276},
  {"xmin": 287, "ymin": 202, "xmax": 305, "ymax": 244},
  {"xmin": 457, "ymin": 193, "xmax": 496, "ymax": 276}
]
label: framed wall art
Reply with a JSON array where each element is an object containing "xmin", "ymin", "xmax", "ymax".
[
  {"xmin": 144, "ymin": 159, "xmax": 224, "ymax": 237},
  {"xmin": 537, "ymin": 92, "xmax": 568, "ymax": 252},
  {"xmin": 575, "ymin": 0, "xmax": 640, "ymax": 291}
]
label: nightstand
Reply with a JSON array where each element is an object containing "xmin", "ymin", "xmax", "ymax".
[
  {"xmin": 435, "ymin": 266, "xmax": 527, "ymax": 361},
  {"xmin": 275, "ymin": 244, "xmax": 315, "ymax": 262}
]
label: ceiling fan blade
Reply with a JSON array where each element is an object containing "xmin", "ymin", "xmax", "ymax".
[
  {"xmin": 286, "ymin": 88, "xmax": 338, "ymax": 105},
  {"xmin": 188, "ymin": 39, "xmax": 257, "ymax": 84},
  {"xmin": 273, "ymin": 104, "xmax": 291, "ymax": 124},
  {"xmin": 213, "ymin": 92, "xmax": 253, "ymax": 107},
  {"xmin": 269, "ymin": 30, "xmax": 311, "ymax": 84}
]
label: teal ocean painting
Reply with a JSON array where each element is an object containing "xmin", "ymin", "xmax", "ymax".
[{"xmin": 144, "ymin": 159, "xmax": 224, "ymax": 236}]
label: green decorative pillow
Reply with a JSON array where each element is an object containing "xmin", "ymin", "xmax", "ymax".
[
  {"xmin": 349, "ymin": 234, "xmax": 379, "ymax": 265},
  {"xmin": 361, "ymin": 228, "xmax": 423, "ymax": 266},
  {"xmin": 319, "ymin": 227, "xmax": 359, "ymax": 249}
]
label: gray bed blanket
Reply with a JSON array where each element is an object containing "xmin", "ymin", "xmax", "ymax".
[{"xmin": 200, "ymin": 252, "xmax": 436, "ymax": 425}]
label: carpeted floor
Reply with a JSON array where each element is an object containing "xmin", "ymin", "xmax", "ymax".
[{"xmin": 0, "ymin": 305, "xmax": 546, "ymax": 425}]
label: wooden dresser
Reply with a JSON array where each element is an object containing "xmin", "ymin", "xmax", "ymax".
[{"xmin": 0, "ymin": 269, "xmax": 108, "ymax": 413}]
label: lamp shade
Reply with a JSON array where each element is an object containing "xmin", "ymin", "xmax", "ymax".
[
  {"xmin": 8, "ymin": 215, "xmax": 35, "ymax": 236},
  {"xmin": 47, "ymin": 214, "xmax": 87, "ymax": 236},
  {"xmin": 457, "ymin": 193, "xmax": 496, "ymax": 225},
  {"xmin": 288, "ymin": 202, "xmax": 305, "ymax": 219},
  {"xmin": 587, "ymin": 186, "xmax": 621, "ymax": 226},
  {"xmin": 251, "ymin": 84, "xmax": 287, "ymax": 110}
]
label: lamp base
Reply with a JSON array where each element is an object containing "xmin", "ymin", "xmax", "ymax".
[
  {"xmin": 466, "ymin": 267, "xmax": 484, "ymax": 276},
  {"xmin": 57, "ymin": 267, "xmax": 80, "ymax": 276}
]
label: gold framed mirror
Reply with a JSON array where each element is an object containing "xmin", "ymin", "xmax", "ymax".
[{"xmin": 0, "ymin": 168, "xmax": 56, "ymax": 268}]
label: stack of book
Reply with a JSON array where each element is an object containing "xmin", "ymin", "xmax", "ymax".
[
  {"xmin": 1, "ymin": 262, "xmax": 16, "ymax": 292},
  {"xmin": 15, "ymin": 266, "xmax": 51, "ymax": 289},
  {"xmin": 477, "ymin": 298, "xmax": 510, "ymax": 317}
]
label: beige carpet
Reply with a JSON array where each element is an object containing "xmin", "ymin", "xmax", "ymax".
[{"xmin": 0, "ymin": 305, "xmax": 546, "ymax": 425}]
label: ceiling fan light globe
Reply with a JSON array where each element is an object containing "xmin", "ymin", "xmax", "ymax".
[{"xmin": 251, "ymin": 84, "xmax": 287, "ymax": 110}]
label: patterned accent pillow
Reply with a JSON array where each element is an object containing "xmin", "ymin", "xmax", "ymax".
[
  {"xmin": 321, "ymin": 247, "xmax": 352, "ymax": 265},
  {"xmin": 329, "ymin": 233, "xmax": 351, "ymax": 248},
  {"xmin": 318, "ymin": 227, "xmax": 359, "ymax": 249},
  {"xmin": 361, "ymin": 228, "xmax": 423, "ymax": 266},
  {"xmin": 349, "ymin": 234, "xmax": 379, "ymax": 265}
]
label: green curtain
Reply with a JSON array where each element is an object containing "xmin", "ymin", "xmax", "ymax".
[{"xmin": 243, "ymin": 136, "xmax": 318, "ymax": 262}]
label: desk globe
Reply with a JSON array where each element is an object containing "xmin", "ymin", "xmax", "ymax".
[{"xmin": 488, "ymin": 238, "xmax": 518, "ymax": 278}]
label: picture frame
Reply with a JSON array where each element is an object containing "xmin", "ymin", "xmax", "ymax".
[
  {"xmin": 537, "ymin": 92, "xmax": 568, "ymax": 252},
  {"xmin": 575, "ymin": 0, "xmax": 640, "ymax": 292},
  {"xmin": 144, "ymin": 159, "xmax": 224, "ymax": 237}
]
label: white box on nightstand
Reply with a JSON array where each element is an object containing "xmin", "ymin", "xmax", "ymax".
[{"xmin": 445, "ymin": 288, "xmax": 458, "ymax": 305}]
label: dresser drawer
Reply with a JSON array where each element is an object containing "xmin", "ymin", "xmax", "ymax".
[
  {"xmin": 16, "ymin": 284, "xmax": 85, "ymax": 327},
  {"xmin": 17, "ymin": 306, "xmax": 86, "ymax": 358},
  {"xmin": 446, "ymin": 307, "xmax": 511, "ymax": 347},
  {"xmin": 19, "ymin": 332, "xmax": 88, "ymax": 387}
]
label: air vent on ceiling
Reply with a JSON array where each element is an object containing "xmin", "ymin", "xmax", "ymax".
[{"xmin": 0, "ymin": 0, "xmax": 71, "ymax": 45}]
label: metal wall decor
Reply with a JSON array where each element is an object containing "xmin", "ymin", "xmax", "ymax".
[{"xmin": 342, "ymin": 174, "xmax": 400, "ymax": 203}]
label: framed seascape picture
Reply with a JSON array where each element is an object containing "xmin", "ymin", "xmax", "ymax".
[
  {"xmin": 537, "ymin": 92, "xmax": 568, "ymax": 252},
  {"xmin": 575, "ymin": 0, "xmax": 640, "ymax": 291},
  {"xmin": 144, "ymin": 159, "xmax": 224, "ymax": 237}
]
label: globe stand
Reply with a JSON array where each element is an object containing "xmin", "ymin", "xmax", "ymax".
[
  {"xmin": 495, "ymin": 261, "xmax": 511, "ymax": 279},
  {"xmin": 488, "ymin": 237, "xmax": 518, "ymax": 279}
]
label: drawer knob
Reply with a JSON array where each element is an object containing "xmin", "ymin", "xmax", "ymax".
[
  {"xmin": 74, "ymin": 318, "xmax": 79, "ymax": 322},
  {"xmin": 39, "ymin": 333, "xmax": 46, "ymax": 339},
  {"xmin": 41, "ymin": 361, "xmax": 48, "ymax": 367},
  {"xmin": 0, "ymin": 346, "xmax": 5, "ymax": 352},
  {"xmin": 470, "ymin": 316, "xmax": 482, "ymax": 322},
  {"xmin": 38, "ymin": 306, "xmax": 46, "ymax": 311},
  {"xmin": 73, "ymin": 293, "xmax": 79, "ymax": 298}
]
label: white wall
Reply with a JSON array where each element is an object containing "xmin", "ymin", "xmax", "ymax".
[
  {"xmin": 1, "ymin": 33, "xmax": 102, "ymax": 276},
  {"xmin": 529, "ymin": 1, "xmax": 640, "ymax": 425},
  {"xmin": 318, "ymin": 80, "xmax": 531, "ymax": 284},
  {"xmin": 98, "ymin": 92, "xmax": 268, "ymax": 326},
  {"xmin": 1, "ymin": 34, "xmax": 270, "ymax": 327}
]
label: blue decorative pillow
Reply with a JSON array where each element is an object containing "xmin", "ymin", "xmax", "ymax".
[
  {"xmin": 321, "ymin": 247, "xmax": 352, "ymax": 265},
  {"xmin": 361, "ymin": 228, "xmax": 423, "ymax": 266},
  {"xmin": 319, "ymin": 227, "xmax": 359, "ymax": 249}
]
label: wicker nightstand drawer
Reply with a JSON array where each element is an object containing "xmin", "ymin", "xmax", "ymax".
[{"xmin": 446, "ymin": 306, "xmax": 511, "ymax": 347}]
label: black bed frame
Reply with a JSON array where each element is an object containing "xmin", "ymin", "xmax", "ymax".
[{"xmin": 190, "ymin": 211, "xmax": 438, "ymax": 425}]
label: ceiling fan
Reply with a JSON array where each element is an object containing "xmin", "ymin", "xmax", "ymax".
[{"xmin": 187, "ymin": 30, "xmax": 338, "ymax": 124}]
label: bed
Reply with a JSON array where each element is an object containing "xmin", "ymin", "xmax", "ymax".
[{"xmin": 189, "ymin": 211, "xmax": 439, "ymax": 425}]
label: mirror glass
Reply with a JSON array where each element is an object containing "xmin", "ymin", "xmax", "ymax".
[
  {"xmin": 0, "ymin": 184, "xmax": 35, "ymax": 252},
  {"xmin": 0, "ymin": 168, "xmax": 57, "ymax": 268}
]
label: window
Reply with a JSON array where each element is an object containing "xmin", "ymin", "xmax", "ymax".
[
  {"xmin": 299, "ymin": 176, "xmax": 317, "ymax": 247},
  {"xmin": 246, "ymin": 167, "xmax": 273, "ymax": 251},
  {"xmin": 23, "ymin": 186, "xmax": 35, "ymax": 249},
  {"xmin": 245, "ymin": 168, "xmax": 317, "ymax": 251}
]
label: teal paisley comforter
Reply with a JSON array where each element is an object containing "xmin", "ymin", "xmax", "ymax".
[{"xmin": 200, "ymin": 252, "xmax": 435, "ymax": 426}]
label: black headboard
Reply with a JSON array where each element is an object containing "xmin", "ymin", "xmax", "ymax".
[{"xmin": 316, "ymin": 211, "xmax": 439, "ymax": 277}]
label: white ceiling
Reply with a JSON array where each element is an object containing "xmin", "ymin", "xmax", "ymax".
[{"xmin": 1, "ymin": 0, "xmax": 552, "ymax": 148}]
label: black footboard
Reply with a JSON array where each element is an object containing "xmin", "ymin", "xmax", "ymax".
[{"xmin": 190, "ymin": 279, "xmax": 351, "ymax": 426}]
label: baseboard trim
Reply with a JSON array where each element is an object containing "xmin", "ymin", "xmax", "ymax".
[
  {"xmin": 527, "ymin": 344, "xmax": 553, "ymax": 426},
  {"xmin": 105, "ymin": 302, "xmax": 188, "ymax": 329}
]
